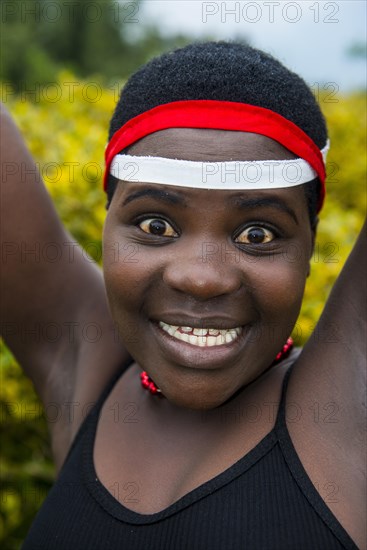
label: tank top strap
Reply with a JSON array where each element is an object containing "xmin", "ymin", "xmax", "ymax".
[
  {"xmin": 273, "ymin": 360, "xmax": 297, "ymax": 432},
  {"xmin": 59, "ymin": 362, "xmax": 132, "ymax": 472}
]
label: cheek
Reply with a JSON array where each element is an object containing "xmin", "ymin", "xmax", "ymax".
[
  {"xmin": 102, "ymin": 221, "xmax": 140, "ymax": 315},
  {"xmin": 102, "ymin": 238, "xmax": 150, "ymax": 352},
  {"xmin": 103, "ymin": 243, "xmax": 144, "ymax": 311},
  {"xmin": 248, "ymin": 254, "xmax": 308, "ymax": 332},
  {"xmin": 102, "ymin": 223, "xmax": 164, "ymax": 320}
]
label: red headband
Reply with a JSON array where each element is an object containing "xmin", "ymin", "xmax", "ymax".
[{"xmin": 104, "ymin": 100, "xmax": 327, "ymax": 210}]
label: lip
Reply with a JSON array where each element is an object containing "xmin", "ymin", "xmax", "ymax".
[{"xmin": 150, "ymin": 320, "xmax": 249, "ymax": 370}]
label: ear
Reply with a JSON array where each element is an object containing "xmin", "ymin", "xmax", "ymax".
[{"xmin": 307, "ymin": 217, "xmax": 319, "ymax": 277}]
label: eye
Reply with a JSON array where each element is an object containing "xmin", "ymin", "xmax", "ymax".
[
  {"xmin": 138, "ymin": 217, "xmax": 178, "ymax": 237},
  {"xmin": 235, "ymin": 225, "xmax": 275, "ymax": 244}
]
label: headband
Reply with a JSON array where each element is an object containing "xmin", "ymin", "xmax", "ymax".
[{"xmin": 104, "ymin": 100, "xmax": 328, "ymax": 210}]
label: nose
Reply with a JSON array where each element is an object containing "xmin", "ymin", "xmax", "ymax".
[{"xmin": 162, "ymin": 241, "xmax": 242, "ymax": 300}]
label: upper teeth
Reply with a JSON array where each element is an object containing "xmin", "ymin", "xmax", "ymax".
[{"xmin": 158, "ymin": 321, "xmax": 241, "ymax": 347}]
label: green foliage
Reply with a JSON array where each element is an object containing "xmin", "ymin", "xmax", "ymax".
[
  {"xmin": 1, "ymin": 342, "xmax": 54, "ymax": 549},
  {"xmin": 297, "ymin": 92, "xmax": 366, "ymax": 340},
  {"xmin": 0, "ymin": 0, "xmax": 192, "ymax": 92},
  {"xmin": 0, "ymin": 77, "xmax": 365, "ymax": 548}
]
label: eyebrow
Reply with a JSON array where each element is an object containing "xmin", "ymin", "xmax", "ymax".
[
  {"xmin": 121, "ymin": 187, "xmax": 298, "ymax": 224},
  {"xmin": 228, "ymin": 195, "xmax": 299, "ymax": 224},
  {"xmin": 121, "ymin": 188, "xmax": 188, "ymax": 207}
]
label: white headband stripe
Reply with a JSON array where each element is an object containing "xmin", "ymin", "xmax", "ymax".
[{"xmin": 110, "ymin": 142, "xmax": 329, "ymax": 190}]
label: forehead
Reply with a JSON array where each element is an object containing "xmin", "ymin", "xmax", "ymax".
[
  {"xmin": 127, "ymin": 128, "xmax": 298, "ymax": 162},
  {"xmin": 112, "ymin": 128, "xmax": 310, "ymax": 221}
]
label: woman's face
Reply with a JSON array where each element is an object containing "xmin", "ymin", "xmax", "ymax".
[{"xmin": 103, "ymin": 128, "xmax": 314, "ymax": 410}]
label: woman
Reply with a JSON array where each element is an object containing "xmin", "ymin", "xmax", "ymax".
[{"xmin": 2, "ymin": 42, "xmax": 365, "ymax": 549}]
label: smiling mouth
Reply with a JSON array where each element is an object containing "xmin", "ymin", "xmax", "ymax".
[{"xmin": 158, "ymin": 321, "xmax": 242, "ymax": 347}]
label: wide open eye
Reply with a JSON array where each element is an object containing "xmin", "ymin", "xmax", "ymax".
[
  {"xmin": 235, "ymin": 226, "xmax": 275, "ymax": 244},
  {"xmin": 138, "ymin": 218, "xmax": 178, "ymax": 237}
]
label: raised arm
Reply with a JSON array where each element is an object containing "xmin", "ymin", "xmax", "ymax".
[
  {"xmin": 287, "ymin": 216, "xmax": 366, "ymax": 547},
  {"xmin": 287, "ymin": 212, "xmax": 366, "ymax": 404},
  {"xmin": 304, "ymin": 218, "xmax": 366, "ymax": 378},
  {"xmin": 0, "ymin": 104, "xmax": 131, "ymax": 467}
]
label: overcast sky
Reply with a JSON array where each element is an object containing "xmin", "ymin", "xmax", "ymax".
[{"xmin": 138, "ymin": 0, "xmax": 366, "ymax": 92}]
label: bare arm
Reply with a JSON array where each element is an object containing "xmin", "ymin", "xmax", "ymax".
[
  {"xmin": 301, "ymin": 218, "xmax": 366, "ymax": 388},
  {"xmin": 1, "ymin": 103, "xmax": 131, "ymax": 466},
  {"xmin": 287, "ymin": 218, "xmax": 366, "ymax": 547}
]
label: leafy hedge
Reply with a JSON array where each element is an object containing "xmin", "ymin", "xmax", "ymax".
[{"xmin": 0, "ymin": 75, "xmax": 366, "ymax": 548}]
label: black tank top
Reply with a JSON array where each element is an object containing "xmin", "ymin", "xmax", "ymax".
[{"xmin": 22, "ymin": 363, "xmax": 358, "ymax": 550}]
